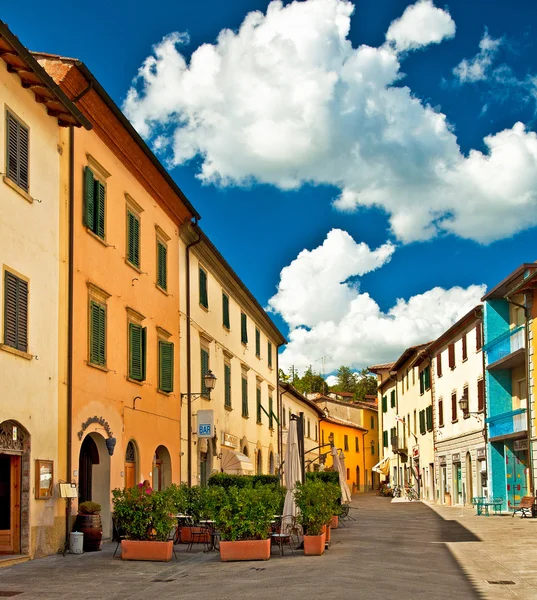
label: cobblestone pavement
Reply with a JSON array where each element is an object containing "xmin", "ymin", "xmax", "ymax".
[{"xmin": 0, "ymin": 495, "xmax": 501, "ymax": 600}]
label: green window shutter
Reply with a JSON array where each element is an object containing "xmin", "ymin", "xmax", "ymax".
[
  {"xmin": 382, "ymin": 396, "xmax": 387, "ymax": 412},
  {"xmin": 383, "ymin": 431, "xmax": 388, "ymax": 447},
  {"xmin": 255, "ymin": 328, "xmax": 260, "ymax": 357},
  {"xmin": 157, "ymin": 241, "xmax": 167, "ymax": 290},
  {"xmin": 419, "ymin": 371, "xmax": 425, "ymax": 395},
  {"xmin": 129, "ymin": 323, "xmax": 143, "ymax": 380},
  {"xmin": 4, "ymin": 271, "xmax": 28, "ymax": 352},
  {"xmin": 419, "ymin": 410, "xmax": 426, "ymax": 435},
  {"xmin": 84, "ymin": 166, "xmax": 95, "ymax": 230},
  {"xmin": 224, "ymin": 364, "xmax": 231, "ymax": 408},
  {"xmin": 222, "ymin": 293, "xmax": 230, "ymax": 329},
  {"xmin": 269, "ymin": 395, "xmax": 273, "ymax": 429},
  {"xmin": 425, "ymin": 367, "xmax": 431, "ymax": 390},
  {"xmin": 426, "ymin": 406, "xmax": 433, "ymax": 431},
  {"xmin": 256, "ymin": 388, "xmax": 262, "ymax": 423},
  {"xmin": 201, "ymin": 348, "xmax": 209, "ymax": 396},
  {"xmin": 141, "ymin": 327, "xmax": 147, "ymax": 381},
  {"xmin": 127, "ymin": 211, "xmax": 140, "ymax": 267},
  {"xmin": 90, "ymin": 301, "xmax": 106, "ymax": 366},
  {"xmin": 6, "ymin": 112, "xmax": 29, "ymax": 192},
  {"xmin": 159, "ymin": 341, "xmax": 174, "ymax": 393},
  {"xmin": 390, "ymin": 390, "xmax": 395, "ymax": 407},
  {"xmin": 267, "ymin": 341, "xmax": 272, "ymax": 368},
  {"xmin": 241, "ymin": 312, "xmax": 248, "ymax": 344},
  {"xmin": 242, "ymin": 377, "xmax": 248, "ymax": 417},
  {"xmin": 199, "ymin": 268, "xmax": 208, "ymax": 308},
  {"xmin": 95, "ymin": 180, "xmax": 105, "ymax": 239}
]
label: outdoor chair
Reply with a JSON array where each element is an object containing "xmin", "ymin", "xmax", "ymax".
[
  {"xmin": 271, "ymin": 515, "xmax": 301, "ymax": 557},
  {"xmin": 512, "ymin": 496, "xmax": 535, "ymax": 518},
  {"xmin": 339, "ymin": 503, "xmax": 356, "ymax": 522},
  {"xmin": 112, "ymin": 515, "xmax": 127, "ymax": 558},
  {"xmin": 187, "ymin": 524, "xmax": 212, "ymax": 552}
]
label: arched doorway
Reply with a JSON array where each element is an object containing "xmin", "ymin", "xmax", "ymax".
[
  {"xmin": 356, "ymin": 466, "xmax": 360, "ymax": 492},
  {"xmin": 0, "ymin": 420, "xmax": 30, "ymax": 555},
  {"xmin": 125, "ymin": 440, "xmax": 138, "ymax": 489},
  {"xmin": 465, "ymin": 452, "xmax": 473, "ymax": 505},
  {"xmin": 256, "ymin": 449, "xmax": 262, "ymax": 475},
  {"xmin": 152, "ymin": 446, "xmax": 171, "ymax": 491},
  {"xmin": 78, "ymin": 433, "xmax": 111, "ymax": 538},
  {"xmin": 269, "ymin": 451, "xmax": 275, "ymax": 475}
]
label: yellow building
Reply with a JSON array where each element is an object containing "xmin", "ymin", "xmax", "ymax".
[
  {"xmin": 320, "ymin": 416, "xmax": 367, "ymax": 492},
  {"xmin": 0, "ymin": 22, "xmax": 89, "ymax": 558},
  {"xmin": 179, "ymin": 224, "xmax": 286, "ymax": 485}
]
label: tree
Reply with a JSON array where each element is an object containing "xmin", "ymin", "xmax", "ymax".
[
  {"xmin": 355, "ymin": 368, "xmax": 378, "ymax": 402},
  {"xmin": 331, "ymin": 366, "xmax": 359, "ymax": 395},
  {"xmin": 294, "ymin": 366, "xmax": 328, "ymax": 396}
]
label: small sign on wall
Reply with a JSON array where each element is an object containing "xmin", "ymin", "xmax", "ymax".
[
  {"xmin": 514, "ymin": 439, "xmax": 528, "ymax": 452},
  {"xmin": 197, "ymin": 410, "xmax": 214, "ymax": 438},
  {"xmin": 35, "ymin": 460, "xmax": 53, "ymax": 500}
]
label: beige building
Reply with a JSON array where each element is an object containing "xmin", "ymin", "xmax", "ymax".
[
  {"xmin": 0, "ymin": 22, "xmax": 89, "ymax": 558},
  {"xmin": 179, "ymin": 224, "xmax": 286, "ymax": 485}
]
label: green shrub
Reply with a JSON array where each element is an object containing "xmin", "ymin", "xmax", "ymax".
[
  {"xmin": 208, "ymin": 473, "xmax": 279, "ymax": 489},
  {"xmin": 77, "ymin": 501, "xmax": 101, "ymax": 515},
  {"xmin": 295, "ymin": 480, "xmax": 339, "ymax": 536},
  {"xmin": 306, "ymin": 471, "xmax": 339, "ymax": 485}
]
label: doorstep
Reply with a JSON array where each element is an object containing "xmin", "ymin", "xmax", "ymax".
[{"xmin": 0, "ymin": 555, "xmax": 30, "ymax": 569}]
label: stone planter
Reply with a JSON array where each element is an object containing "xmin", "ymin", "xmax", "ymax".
[
  {"xmin": 121, "ymin": 540, "xmax": 173, "ymax": 562},
  {"xmin": 303, "ymin": 532, "xmax": 326, "ymax": 556},
  {"xmin": 330, "ymin": 515, "xmax": 339, "ymax": 529},
  {"xmin": 180, "ymin": 526, "xmax": 211, "ymax": 544},
  {"xmin": 74, "ymin": 514, "xmax": 102, "ymax": 552},
  {"xmin": 219, "ymin": 539, "xmax": 271, "ymax": 562},
  {"xmin": 323, "ymin": 523, "xmax": 331, "ymax": 544}
]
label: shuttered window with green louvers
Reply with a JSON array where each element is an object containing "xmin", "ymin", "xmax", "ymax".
[
  {"xmin": 256, "ymin": 387, "xmax": 262, "ymax": 424},
  {"xmin": 4, "ymin": 270, "xmax": 28, "ymax": 353},
  {"xmin": 129, "ymin": 323, "xmax": 146, "ymax": 381},
  {"xmin": 157, "ymin": 241, "xmax": 167, "ymax": 291},
  {"xmin": 241, "ymin": 312, "xmax": 248, "ymax": 344},
  {"xmin": 222, "ymin": 292, "xmax": 230, "ymax": 329},
  {"xmin": 127, "ymin": 210, "xmax": 140, "ymax": 268},
  {"xmin": 255, "ymin": 328, "xmax": 260, "ymax": 357},
  {"xmin": 6, "ymin": 111, "xmax": 29, "ymax": 192},
  {"xmin": 201, "ymin": 348, "xmax": 210, "ymax": 396},
  {"xmin": 267, "ymin": 341, "xmax": 272, "ymax": 368},
  {"xmin": 242, "ymin": 376, "xmax": 249, "ymax": 417},
  {"xmin": 199, "ymin": 268, "xmax": 208, "ymax": 308},
  {"xmin": 382, "ymin": 395, "xmax": 387, "ymax": 412},
  {"xmin": 426, "ymin": 405, "xmax": 433, "ymax": 431},
  {"xmin": 269, "ymin": 395, "xmax": 274, "ymax": 429},
  {"xmin": 419, "ymin": 410, "xmax": 426, "ymax": 435},
  {"xmin": 224, "ymin": 363, "xmax": 232, "ymax": 408},
  {"xmin": 89, "ymin": 300, "xmax": 106, "ymax": 366},
  {"xmin": 84, "ymin": 166, "xmax": 105, "ymax": 239},
  {"xmin": 159, "ymin": 341, "xmax": 174, "ymax": 393}
]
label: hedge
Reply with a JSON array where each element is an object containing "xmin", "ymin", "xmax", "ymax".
[
  {"xmin": 306, "ymin": 471, "xmax": 340, "ymax": 484},
  {"xmin": 208, "ymin": 473, "xmax": 279, "ymax": 489}
]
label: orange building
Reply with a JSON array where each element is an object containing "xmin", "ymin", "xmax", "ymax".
[{"xmin": 37, "ymin": 55, "xmax": 198, "ymax": 537}]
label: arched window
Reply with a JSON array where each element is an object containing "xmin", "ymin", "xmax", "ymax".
[{"xmin": 125, "ymin": 440, "xmax": 137, "ymax": 488}]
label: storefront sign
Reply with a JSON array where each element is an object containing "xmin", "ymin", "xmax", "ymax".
[
  {"xmin": 438, "ymin": 455, "xmax": 446, "ymax": 466},
  {"xmin": 476, "ymin": 447, "xmax": 486, "ymax": 459},
  {"xmin": 514, "ymin": 439, "xmax": 528, "ymax": 452},
  {"xmin": 452, "ymin": 453, "xmax": 460, "ymax": 463},
  {"xmin": 222, "ymin": 432, "xmax": 239, "ymax": 449},
  {"xmin": 412, "ymin": 446, "xmax": 419, "ymax": 459},
  {"xmin": 197, "ymin": 410, "xmax": 214, "ymax": 438}
]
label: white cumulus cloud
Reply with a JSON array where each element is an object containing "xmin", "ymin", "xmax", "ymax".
[
  {"xmin": 453, "ymin": 29, "xmax": 503, "ymax": 83},
  {"xmin": 270, "ymin": 230, "xmax": 485, "ymax": 373},
  {"xmin": 124, "ymin": 0, "xmax": 537, "ymax": 244},
  {"xmin": 385, "ymin": 0, "xmax": 455, "ymax": 53}
]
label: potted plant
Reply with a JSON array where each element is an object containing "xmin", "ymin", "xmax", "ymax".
[
  {"xmin": 112, "ymin": 483, "xmax": 176, "ymax": 561},
  {"xmin": 214, "ymin": 485, "xmax": 279, "ymax": 561},
  {"xmin": 75, "ymin": 501, "xmax": 102, "ymax": 552},
  {"xmin": 295, "ymin": 481, "xmax": 336, "ymax": 556},
  {"xmin": 165, "ymin": 484, "xmax": 212, "ymax": 544}
]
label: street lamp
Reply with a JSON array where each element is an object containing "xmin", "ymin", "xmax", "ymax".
[
  {"xmin": 328, "ymin": 432, "xmax": 335, "ymax": 447},
  {"xmin": 181, "ymin": 370, "xmax": 217, "ymax": 404},
  {"xmin": 459, "ymin": 394, "xmax": 483, "ymax": 421}
]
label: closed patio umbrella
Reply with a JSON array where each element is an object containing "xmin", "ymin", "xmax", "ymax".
[
  {"xmin": 332, "ymin": 447, "xmax": 352, "ymax": 504},
  {"xmin": 282, "ymin": 419, "xmax": 302, "ymax": 525}
]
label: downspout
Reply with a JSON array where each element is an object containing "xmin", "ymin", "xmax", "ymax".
[
  {"xmin": 185, "ymin": 220, "xmax": 201, "ymax": 487},
  {"xmin": 277, "ymin": 349, "xmax": 283, "ymax": 477},
  {"xmin": 395, "ymin": 374, "xmax": 400, "ymax": 489}
]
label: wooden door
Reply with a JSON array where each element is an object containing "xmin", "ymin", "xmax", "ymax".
[
  {"xmin": 0, "ymin": 455, "xmax": 21, "ymax": 554},
  {"xmin": 125, "ymin": 463, "xmax": 135, "ymax": 489}
]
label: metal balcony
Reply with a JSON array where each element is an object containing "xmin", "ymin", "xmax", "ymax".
[
  {"xmin": 391, "ymin": 436, "xmax": 408, "ymax": 456},
  {"xmin": 485, "ymin": 325, "xmax": 525, "ymax": 370},
  {"xmin": 487, "ymin": 408, "xmax": 527, "ymax": 440}
]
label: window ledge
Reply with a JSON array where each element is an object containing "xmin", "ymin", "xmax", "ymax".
[
  {"xmin": 86, "ymin": 361, "xmax": 109, "ymax": 373},
  {"xmin": 125, "ymin": 259, "xmax": 142, "ymax": 273},
  {"xmin": 127, "ymin": 377, "xmax": 144, "ymax": 386},
  {"xmin": 222, "ymin": 325, "xmax": 230, "ymax": 333},
  {"xmin": 0, "ymin": 344, "xmax": 33, "ymax": 360},
  {"xmin": 462, "ymin": 357, "xmax": 468, "ymax": 363},
  {"xmin": 224, "ymin": 405, "xmax": 233, "ymax": 412},
  {"xmin": 157, "ymin": 389, "xmax": 173, "ymax": 397},
  {"xmin": 3, "ymin": 176, "xmax": 33, "ymax": 204},
  {"xmin": 156, "ymin": 284, "xmax": 169, "ymax": 296},
  {"xmin": 199, "ymin": 304, "xmax": 209, "ymax": 312},
  {"xmin": 242, "ymin": 414, "xmax": 249, "ymax": 420},
  {"xmin": 86, "ymin": 228, "xmax": 108, "ymax": 247}
]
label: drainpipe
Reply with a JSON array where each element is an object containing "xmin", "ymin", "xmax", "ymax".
[
  {"xmin": 185, "ymin": 220, "xmax": 201, "ymax": 487},
  {"xmin": 277, "ymin": 350, "xmax": 283, "ymax": 477}
]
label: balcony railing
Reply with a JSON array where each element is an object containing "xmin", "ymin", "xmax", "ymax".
[
  {"xmin": 391, "ymin": 436, "xmax": 408, "ymax": 455},
  {"xmin": 486, "ymin": 408, "xmax": 527, "ymax": 439},
  {"xmin": 485, "ymin": 325, "xmax": 525, "ymax": 366}
]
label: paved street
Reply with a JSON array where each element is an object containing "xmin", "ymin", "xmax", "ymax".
[{"xmin": 0, "ymin": 494, "xmax": 497, "ymax": 600}]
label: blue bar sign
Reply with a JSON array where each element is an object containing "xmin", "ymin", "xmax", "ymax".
[{"xmin": 198, "ymin": 424, "xmax": 212, "ymax": 437}]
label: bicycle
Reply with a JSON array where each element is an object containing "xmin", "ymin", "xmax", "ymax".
[
  {"xmin": 404, "ymin": 487, "xmax": 419, "ymax": 501},
  {"xmin": 392, "ymin": 485, "xmax": 402, "ymax": 498}
]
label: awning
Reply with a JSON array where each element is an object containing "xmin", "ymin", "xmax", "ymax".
[
  {"xmin": 221, "ymin": 449, "xmax": 254, "ymax": 474},
  {"xmin": 372, "ymin": 457, "xmax": 390, "ymax": 476}
]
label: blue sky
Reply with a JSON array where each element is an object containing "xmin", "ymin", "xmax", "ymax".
[{"xmin": 5, "ymin": 0, "xmax": 537, "ymax": 376}]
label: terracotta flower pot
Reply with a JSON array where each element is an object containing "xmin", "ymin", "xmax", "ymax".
[
  {"xmin": 219, "ymin": 539, "xmax": 271, "ymax": 562},
  {"xmin": 304, "ymin": 533, "xmax": 326, "ymax": 556},
  {"xmin": 331, "ymin": 515, "xmax": 339, "ymax": 529},
  {"xmin": 121, "ymin": 540, "xmax": 173, "ymax": 562},
  {"xmin": 75, "ymin": 514, "xmax": 102, "ymax": 552},
  {"xmin": 180, "ymin": 526, "xmax": 211, "ymax": 544},
  {"xmin": 323, "ymin": 524, "xmax": 331, "ymax": 544}
]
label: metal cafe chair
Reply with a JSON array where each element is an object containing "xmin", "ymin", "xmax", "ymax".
[{"xmin": 270, "ymin": 515, "xmax": 300, "ymax": 557}]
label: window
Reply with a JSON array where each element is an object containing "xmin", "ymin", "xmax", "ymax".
[
  {"xmin": 307, "ymin": 419, "xmax": 311, "ymax": 438},
  {"xmin": 462, "ymin": 384, "xmax": 469, "ymax": 418},
  {"xmin": 344, "ymin": 435, "xmax": 349, "ymax": 451},
  {"xmin": 413, "ymin": 410, "xmax": 417, "ymax": 436},
  {"xmin": 426, "ymin": 406, "xmax": 433, "ymax": 432},
  {"xmin": 419, "ymin": 410, "xmax": 426, "ymax": 435},
  {"xmin": 448, "ymin": 343, "xmax": 455, "ymax": 369},
  {"xmin": 126, "ymin": 209, "xmax": 140, "ymax": 268},
  {"xmin": 322, "ymin": 430, "xmax": 325, "ymax": 446},
  {"xmin": 420, "ymin": 366, "xmax": 431, "ymax": 394},
  {"xmin": 128, "ymin": 323, "xmax": 147, "ymax": 381},
  {"xmin": 222, "ymin": 292, "xmax": 230, "ymax": 329},
  {"xmin": 241, "ymin": 312, "xmax": 248, "ymax": 344},
  {"xmin": 436, "ymin": 354, "xmax": 442, "ymax": 378},
  {"xmin": 267, "ymin": 341, "xmax": 273, "ymax": 369},
  {"xmin": 462, "ymin": 334, "xmax": 468, "ymax": 361},
  {"xmin": 199, "ymin": 267, "xmax": 208, "ymax": 308},
  {"xmin": 201, "ymin": 347, "xmax": 210, "ymax": 396},
  {"xmin": 255, "ymin": 327, "xmax": 261, "ymax": 358},
  {"xmin": 419, "ymin": 371, "xmax": 424, "ymax": 395},
  {"xmin": 382, "ymin": 395, "xmax": 387, "ymax": 412},
  {"xmin": 224, "ymin": 363, "xmax": 232, "ymax": 408},
  {"xmin": 84, "ymin": 167, "xmax": 105, "ymax": 239},
  {"xmin": 242, "ymin": 374, "xmax": 249, "ymax": 417},
  {"xmin": 438, "ymin": 397, "xmax": 444, "ymax": 427},
  {"xmin": 390, "ymin": 390, "xmax": 395, "ymax": 408},
  {"xmin": 477, "ymin": 378, "xmax": 484, "ymax": 412},
  {"xmin": 476, "ymin": 322, "xmax": 483, "ymax": 351},
  {"xmin": 158, "ymin": 340, "xmax": 174, "ymax": 393},
  {"xmin": 390, "ymin": 427, "xmax": 396, "ymax": 444},
  {"xmin": 355, "ymin": 436, "xmax": 359, "ymax": 452},
  {"xmin": 256, "ymin": 387, "xmax": 262, "ymax": 424},
  {"xmin": 89, "ymin": 300, "xmax": 106, "ymax": 367},
  {"xmin": 407, "ymin": 413, "xmax": 410, "ymax": 435},
  {"xmin": 6, "ymin": 111, "xmax": 29, "ymax": 192},
  {"xmin": 3, "ymin": 270, "xmax": 28, "ymax": 353},
  {"xmin": 157, "ymin": 240, "xmax": 167, "ymax": 291},
  {"xmin": 269, "ymin": 395, "xmax": 274, "ymax": 429},
  {"xmin": 371, "ymin": 441, "xmax": 375, "ymax": 456},
  {"xmin": 346, "ymin": 468, "xmax": 350, "ymax": 480},
  {"xmin": 315, "ymin": 424, "xmax": 318, "ymax": 442},
  {"xmin": 451, "ymin": 392, "xmax": 458, "ymax": 422},
  {"xmin": 370, "ymin": 416, "xmax": 375, "ymax": 429},
  {"xmin": 283, "ymin": 406, "xmax": 286, "ymax": 428},
  {"xmin": 383, "ymin": 430, "xmax": 388, "ymax": 447}
]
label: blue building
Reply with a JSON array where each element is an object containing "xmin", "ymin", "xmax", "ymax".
[{"xmin": 482, "ymin": 264, "xmax": 535, "ymax": 510}]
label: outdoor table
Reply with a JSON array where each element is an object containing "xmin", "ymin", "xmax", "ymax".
[
  {"xmin": 199, "ymin": 520, "xmax": 218, "ymax": 552},
  {"xmin": 474, "ymin": 498, "xmax": 503, "ymax": 516},
  {"xmin": 173, "ymin": 514, "xmax": 192, "ymax": 544}
]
